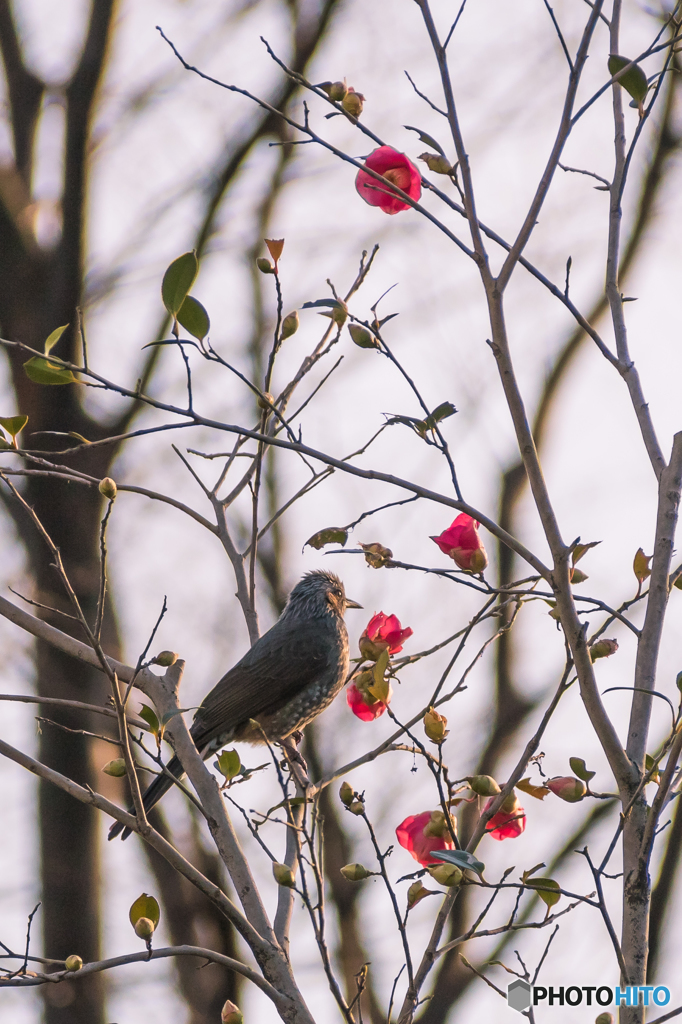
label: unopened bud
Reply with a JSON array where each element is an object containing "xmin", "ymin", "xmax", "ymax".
[
  {"xmin": 427, "ymin": 863, "xmax": 462, "ymax": 887},
  {"xmin": 134, "ymin": 917, "xmax": 155, "ymax": 940},
  {"xmin": 272, "ymin": 862, "xmax": 296, "ymax": 887},
  {"xmin": 589, "ymin": 638, "xmax": 619, "ymax": 661},
  {"xmin": 102, "ymin": 758, "xmax": 127, "ymax": 778},
  {"xmin": 281, "ymin": 310, "xmax": 299, "ymax": 340},
  {"xmin": 99, "ymin": 477, "xmax": 117, "ymax": 500},
  {"xmin": 342, "ymin": 88, "xmax": 364, "ymax": 117},
  {"xmin": 360, "ymin": 542, "xmax": 393, "ymax": 568},
  {"xmin": 348, "ymin": 323, "xmax": 378, "ymax": 349},
  {"xmin": 64, "ymin": 955, "xmax": 82, "ymax": 972},
  {"xmin": 595, "ymin": 1015, "xmax": 614, "ymax": 1024},
  {"xmin": 423, "ymin": 707, "xmax": 449, "ymax": 744},
  {"xmin": 257, "ymin": 392, "xmax": 275, "ymax": 410},
  {"xmin": 331, "ymin": 303, "xmax": 348, "ymax": 326},
  {"xmin": 221, "ymin": 1000, "xmax": 244, "ymax": 1024},
  {"xmin": 339, "ymin": 781, "xmax": 354, "ymax": 806},
  {"xmin": 329, "ymin": 80, "xmax": 348, "ymax": 101},
  {"xmin": 340, "ymin": 863, "xmax": 370, "ymax": 881},
  {"xmin": 256, "ymin": 257, "xmax": 274, "ymax": 274},
  {"xmin": 547, "ymin": 776, "xmax": 587, "ymax": 803},
  {"xmin": 419, "ymin": 152, "xmax": 452, "ymax": 175},
  {"xmin": 469, "ymin": 775, "xmax": 501, "ymax": 797},
  {"xmin": 348, "ymin": 800, "xmax": 365, "ymax": 816},
  {"xmin": 423, "ymin": 809, "xmax": 454, "ymax": 839},
  {"xmin": 153, "ymin": 650, "xmax": 178, "ymax": 667}
]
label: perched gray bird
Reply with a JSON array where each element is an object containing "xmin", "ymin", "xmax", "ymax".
[{"xmin": 109, "ymin": 570, "xmax": 361, "ymax": 839}]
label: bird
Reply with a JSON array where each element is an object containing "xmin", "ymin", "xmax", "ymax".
[{"xmin": 109, "ymin": 570, "xmax": 362, "ymax": 839}]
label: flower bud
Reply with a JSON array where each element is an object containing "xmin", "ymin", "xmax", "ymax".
[
  {"xmin": 547, "ymin": 776, "xmax": 587, "ymax": 803},
  {"xmin": 340, "ymin": 863, "xmax": 371, "ymax": 881},
  {"xmin": 595, "ymin": 1015, "xmax": 613, "ymax": 1024},
  {"xmin": 427, "ymin": 863, "xmax": 462, "ymax": 887},
  {"xmin": 342, "ymin": 88, "xmax": 364, "ymax": 117},
  {"xmin": 589, "ymin": 638, "xmax": 619, "ymax": 661},
  {"xmin": 221, "ymin": 1000, "xmax": 244, "ymax": 1024},
  {"xmin": 64, "ymin": 955, "xmax": 82, "ymax": 972},
  {"xmin": 469, "ymin": 775, "xmax": 501, "ymax": 797},
  {"xmin": 102, "ymin": 758, "xmax": 127, "ymax": 778},
  {"xmin": 257, "ymin": 392, "xmax": 275, "ymax": 410},
  {"xmin": 134, "ymin": 917, "xmax": 155, "ymax": 940},
  {"xmin": 348, "ymin": 800, "xmax": 365, "ymax": 816},
  {"xmin": 331, "ymin": 303, "xmax": 348, "ymax": 326},
  {"xmin": 98, "ymin": 477, "xmax": 117, "ymax": 500},
  {"xmin": 339, "ymin": 781, "xmax": 354, "ymax": 806},
  {"xmin": 153, "ymin": 650, "xmax": 178, "ymax": 667},
  {"xmin": 256, "ymin": 257, "xmax": 274, "ymax": 274},
  {"xmin": 360, "ymin": 542, "xmax": 393, "ymax": 568},
  {"xmin": 423, "ymin": 707, "xmax": 449, "ymax": 744},
  {"xmin": 272, "ymin": 862, "xmax": 296, "ymax": 887},
  {"xmin": 348, "ymin": 324, "xmax": 378, "ymax": 349},
  {"xmin": 329, "ymin": 80, "xmax": 348, "ymax": 101},
  {"xmin": 281, "ymin": 310, "xmax": 299, "ymax": 340},
  {"xmin": 419, "ymin": 152, "xmax": 452, "ymax": 175},
  {"xmin": 423, "ymin": 809, "xmax": 455, "ymax": 839}
]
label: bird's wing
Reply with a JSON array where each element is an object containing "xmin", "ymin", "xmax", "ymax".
[{"xmin": 190, "ymin": 618, "xmax": 336, "ymax": 746}]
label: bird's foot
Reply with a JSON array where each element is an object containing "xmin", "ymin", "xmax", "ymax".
[{"xmin": 280, "ymin": 736, "xmax": 310, "ymax": 789}]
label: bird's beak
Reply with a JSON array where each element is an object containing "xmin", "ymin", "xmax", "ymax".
[{"xmin": 345, "ymin": 598, "xmax": 363, "ymax": 609}]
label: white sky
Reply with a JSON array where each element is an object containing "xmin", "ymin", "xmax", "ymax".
[{"xmin": 2, "ymin": 0, "xmax": 682, "ymax": 1021}]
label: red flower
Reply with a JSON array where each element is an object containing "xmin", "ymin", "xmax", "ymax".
[
  {"xmin": 396, "ymin": 810, "xmax": 455, "ymax": 866},
  {"xmin": 431, "ymin": 513, "xmax": 488, "ymax": 573},
  {"xmin": 346, "ymin": 680, "xmax": 390, "ymax": 721},
  {"xmin": 355, "ymin": 146, "xmax": 422, "ymax": 215},
  {"xmin": 359, "ymin": 611, "xmax": 413, "ymax": 661},
  {"xmin": 484, "ymin": 794, "xmax": 526, "ymax": 841}
]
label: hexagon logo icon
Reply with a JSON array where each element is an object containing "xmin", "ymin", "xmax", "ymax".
[{"xmin": 507, "ymin": 979, "xmax": 532, "ymax": 1012}]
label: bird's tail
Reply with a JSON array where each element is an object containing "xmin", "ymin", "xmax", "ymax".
[{"xmin": 108, "ymin": 754, "xmax": 184, "ymax": 840}]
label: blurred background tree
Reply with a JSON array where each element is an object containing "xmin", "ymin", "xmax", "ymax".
[{"xmin": 2, "ymin": 1, "xmax": 682, "ymax": 1021}]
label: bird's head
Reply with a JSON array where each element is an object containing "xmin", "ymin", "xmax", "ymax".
[{"xmin": 286, "ymin": 570, "xmax": 362, "ymax": 619}]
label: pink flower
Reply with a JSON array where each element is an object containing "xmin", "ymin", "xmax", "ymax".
[
  {"xmin": 396, "ymin": 810, "xmax": 455, "ymax": 866},
  {"xmin": 431, "ymin": 513, "xmax": 489, "ymax": 573},
  {"xmin": 484, "ymin": 794, "xmax": 526, "ymax": 841},
  {"xmin": 355, "ymin": 146, "xmax": 422, "ymax": 215},
  {"xmin": 359, "ymin": 611, "xmax": 413, "ymax": 661},
  {"xmin": 547, "ymin": 777, "xmax": 586, "ymax": 803},
  {"xmin": 346, "ymin": 680, "xmax": 390, "ymax": 721}
]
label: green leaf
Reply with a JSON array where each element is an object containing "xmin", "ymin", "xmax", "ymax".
[
  {"xmin": 432, "ymin": 849, "xmax": 485, "ymax": 877},
  {"xmin": 177, "ymin": 294, "xmax": 210, "ymax": 341},
  {"xmin": 608, "ymin": 55, "xmax": 648, "ymax": 106},
  {"xmin": 524, "ymin": 876, "xmax": 561, "ymax": 908},
  {"xmin": 571, "ymin": 540, "xmax": 601, "ymax": 565},
  {"xmin": 44, "ymin": 324, "xmax": 69, "ymax": 355},
  {"xmin": 0, "ymin": 437, "xmax": 12, "ymax": 450},
  {"xmin": 569, "ymin": 757, "xmax": 596, "ymax": 782},
  {"xmin": 645, "ymin": 753, "xmax": 660, "ymax": 784},
  {"xmin": 162, "ymin": 251, "xmax": 199, "ymax": 317},
  {"xmin": 305, "ymin": 527, "xmax": 348, "ymax": 550},
  {"xmin": 0, "ymin": 415, "xmax": 28, "ymax": 439},
  {"xmin": 138, "ymin": 703, "xmax": 160, "ymax": 736},
  {"xmin": 403, "ymin": 125, "xmax": 446, "ymax": 156},
  {"xmin": 129, "ymin": 892, "xmax": 160, "ymax": 929},
  {"xmin": 425, "ymin": 401, "xmax": 457, "ymax": 430},
  {"xmin": 160, "ymin": 707, "xmax": 196, "ymax": 727},
  {"xmin": 23, "ymin": 357, "xmax": 78, "ymax": 385},
  {"xmin": 516, "ymin": 777, "xmax": 550, "ymax": 800},
  {"xmin": 301, "ymin": 298, "xmax": 346, "ymax": 311},
  {"xmin": 216, "ymin": 748, "xmax": 242, "ymax": 780},
  {"xmin": 407, "ymin": 881, "xmax": 439, "ymax": 909}
]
